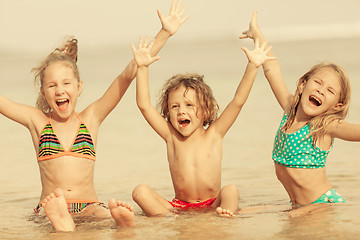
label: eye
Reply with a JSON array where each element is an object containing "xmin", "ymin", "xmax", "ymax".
[
  {"xmin": 171, "ymin": 105, "xmax": 179, "ymax": 109},
  {"xmin": 328, "ymin": 88, "xmax": 335, "ymax": 95},
  {"xmin": 314, "ymin": 79, "xmax": 321, "ymax": 84}
]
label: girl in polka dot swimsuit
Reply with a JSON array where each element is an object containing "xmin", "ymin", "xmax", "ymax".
[{"xmin": 241, "ymin": 12, "xmax": 358, "ymax": 210}]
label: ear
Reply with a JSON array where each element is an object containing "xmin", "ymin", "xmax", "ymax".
[
  {"xmin": 298, "ymin": 81, "xmax": 306, "ymax": 94},
  {"xmin": 78, "ymin": 81, "xmax": 83, "ymax": 96},
  {"xmin": 40, "ymin": 87, "xmax": 46, "ymax": 99},
  {"xmin": 333, "ymin": 102, "xmax": 343, "ymax": 111}
]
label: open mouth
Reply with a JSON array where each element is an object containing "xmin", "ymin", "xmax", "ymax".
[
  {"xmin": 178, "ymin": 119, "xmax": 191, "ymax": 128},
  {"xmin": 56, "ymin": 99, "xmax": 69, "ymax": 111},
  {"xmin": 309, "ymin": 95, "xmax": 322, "ymax": 107}
]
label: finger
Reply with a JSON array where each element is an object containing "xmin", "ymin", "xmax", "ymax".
[
  {"xmin": 157, "ymin": 9, "xmax": 164, "ymax": 22},
  {"xmin": 179, "ymin": 4, "xmax": 187, "ymax": 17},
  {"xmin": 260, "ymin": 40, "xmax": 267, "ymax": 50},
  {"xmin": 131, "ymin": 43, "xmax": 136, "ymax": 54},
  {"xmin": 267, "ymin": 56, "xmax": 277, "ymax": 61},
  {"xmin": 151, "ymin": 56, "xmax": 161, "ymax": 64},
  {"xmin": 175, "ymin": 0, "xmax": 183, "ymax": 12},
  {"xmin": 241, "ymin": 47, "xmax": 250, "ymax": 55},
  {"xmin": 180, "ymin": 15, "xmax": 190, "ymax": 24},
  {"xmin": 264, "ymin": 45, "xmax": 273, "ymax": 54},
  {"xmin": 252, "ymin": 10, "xmax": 258, "ymax": 24},
  {"xmin": 138, "ymin": 36, "xmax": 143, "ymax": 48},
  {"xmin": 144, "ymin": 35, "xmax": 149, "ymax": 48},
  {"xmin": 170, "ymin": 0, "xmax": 176, "ymax": 13}
]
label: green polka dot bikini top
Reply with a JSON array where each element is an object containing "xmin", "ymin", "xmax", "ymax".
[{"xmin": 272, "ymin": 114, "xmax": 332, "ymax": 169}]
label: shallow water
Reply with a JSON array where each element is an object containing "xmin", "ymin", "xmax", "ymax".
[{"xmin": 1, "ymin": 37, "xmax": 360, "ymax": 239}]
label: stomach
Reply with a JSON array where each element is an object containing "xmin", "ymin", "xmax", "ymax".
[
  {"xmin": 275, "ymin": 163, "xmax": 332, "ymax": 205},
  {"xmin": 38, "ymin": 156, "xmax": 98, "ymax": 201}
]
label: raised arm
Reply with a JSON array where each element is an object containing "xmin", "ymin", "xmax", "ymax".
[
  {"xmin": 132, "ymin": 37, "xmax": 171, "ymax": 141},
  {"xmin": 240, "ymin": 11, "xmax": 291, "ymax": 111},
  {"xmin": 85, "ymin": 0, "xmax": 189, "ymax": 126},
  {"xmin": 212, "ymin": 39, "xmax": 276, "ymax": 137}
]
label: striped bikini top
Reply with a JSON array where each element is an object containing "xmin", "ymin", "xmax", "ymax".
[{"xmin": 38, "ymin": 114, "xmax": 96, "ymax": 162}]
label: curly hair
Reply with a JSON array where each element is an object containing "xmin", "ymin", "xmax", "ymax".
[
  {"xmin": 157, "ymin": 73, "xmax": 219, "ymax": 127},
  {"xmin": 32, "ymin": 37, "xmax": 80, "ymax": 114},
  {"xmin": 281, "ymin": 62, "xmax": 351, "ymax": 143}
]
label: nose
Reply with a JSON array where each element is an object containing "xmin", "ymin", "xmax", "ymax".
[
  {"xmin": 177, "ymin": 105, "xmax": 186, "ymax": 115},
  {"xmin": 55, "ymin": 86, "xmax": 65, "ymax": 95},
  {"xmin": 316, "ymin": 87, "xmax": 325, "ymax": 96}
]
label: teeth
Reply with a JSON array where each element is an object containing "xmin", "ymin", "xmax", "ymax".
[
  {"xmin": 310, "ymin": 95, "xmax": 322, "ymax": 106},
  {"xmin": 57, "ymin": 99, "xmax": 68, "ymax": 103},
  {"xmin": 313, "ymin": 96, "xmax": 321, "ymax": 104}
]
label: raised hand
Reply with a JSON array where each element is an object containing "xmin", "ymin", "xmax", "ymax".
[
  {"xmin": 158, "ymin": 0, "xmax": 190, "ymax": 36},
  {"xmin": 239, "ymin": 11, "xmax": 260, "ymax": 40},
  {"xmin": 131, "ymin": 36, "xmax": 161, "ymax": 68},
  {"xmin": 241, "ymin": 38, "xmax": 276, "ymax": 68}
]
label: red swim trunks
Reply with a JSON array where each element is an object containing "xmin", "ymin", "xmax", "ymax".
[{"xmin": 169, "ymin": 198, "xmax": 216, "ymax": 209}]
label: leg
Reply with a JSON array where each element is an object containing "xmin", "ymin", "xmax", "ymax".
[
  {"xmin": 79, "ymin": 200, "xmax": 134, "ymax": 227},
  {"xmin": 42, "ymin": 188, "xmax": 75, "ymax": 232},
  {"xmin": 132, "ymin": 184, "xmax": 173, "ymax": 216},
  {"xmin": 212, "ymin": 184, "xmax": 239, "ymax": 217}
]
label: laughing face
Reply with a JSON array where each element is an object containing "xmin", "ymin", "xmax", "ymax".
[
  {"xmin": 168, "ymin": 85, "xmax": 205, "ymax": 137},
  {"xmin": 41, "ymin": 61, "xmax": 82, "ymax": 119},
  {"xmin": 298, "ymin": 67, "xmax": 342, "ymax": 119}
]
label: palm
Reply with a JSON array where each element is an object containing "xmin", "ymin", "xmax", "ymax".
[
  {"xmin": 242, "ymin": 39, "xmax": 276, "ymax": 68},
  {"xmin": 159, "ymin": 0, "xmax": 189, "ymax": 36},
  {"xmin": 134, "ymin": 49, "xmax": 152, "ymax": 68}
]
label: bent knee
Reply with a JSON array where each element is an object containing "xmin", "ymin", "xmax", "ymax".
[
  {"xmin": 132, "ymin": 184, "xmax": 152, "ymax": 202},
  {"xmin": 222, "ymin": 184, "xmax": 239, "ymax": 198}
]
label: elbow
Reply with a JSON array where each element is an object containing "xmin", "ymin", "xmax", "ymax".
[
  {"xmin": 136, "ymin": 100, "xmax": 149, "ymax": 114},
  {"xmin": 232, "ymin": 99, "xmax": 246, "ymax": 109}
]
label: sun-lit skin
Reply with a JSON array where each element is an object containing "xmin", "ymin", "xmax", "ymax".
[
  {"xmin": 0, "ymin": 0, "xmax": 188, "ymax": 230},
  {"xmin": 296, "ymin": 68, "xmax": 342, "ymax": 122},
  {"xmin": 131, "ymin": 27, "xmax": 275, "ymax": 217},
  {"xmin": 168, "ymin": 86, "xmax": 205, "ymax": 138},
  {"xmin": 241, "ymin": 11, "xmax": 360, "ymax": 213},
  {"xmin": 40, "ymin": 62, "xmax": 82, "ymax": 122}
]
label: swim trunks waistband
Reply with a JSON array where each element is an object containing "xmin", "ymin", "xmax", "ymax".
[{"xmin": 168, "ymin": 198, "xmax": 216, "ymax": 209}]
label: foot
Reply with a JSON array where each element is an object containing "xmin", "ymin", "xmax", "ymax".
[
  {"xmin": 109, "ymin": 198, "xmax": 134, "ymax": 227},
  {"xmin": 42, "ymin": 188, "xmax": 75, "ymax": 231},
  {"xmin": 216, "ymin": 207, "xmax": 234, "ymax": 217}
]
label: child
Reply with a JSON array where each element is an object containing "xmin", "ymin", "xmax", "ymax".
[
  {"xmin": 0, "ymin": 0, "xmax": 188, "ymax": 231},
  {"xmin": 241, "ymin": 11, "xmax": 355, "ymax": 211},
  {"xmin": 131, "ymin": 35, "xmax": 275, "ymax": 217}
]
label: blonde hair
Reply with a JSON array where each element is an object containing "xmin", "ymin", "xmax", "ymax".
[
  {"xmin": 32, "ymin": 37, "xmax": 80, "ymax": 113},
  {"xmin": 157, "ymin": 73, "xmax": 219, "ymax": 127},
  {"xmin": 282, "ymin": 62, "xmax": 351, "ymax": 142}
]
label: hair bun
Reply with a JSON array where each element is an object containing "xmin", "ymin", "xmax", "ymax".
[{"xmin": 62, "ymin": 38, "xmax": 78, "ymax": 62}]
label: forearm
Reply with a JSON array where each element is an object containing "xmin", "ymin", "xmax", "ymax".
[
  {"xmin": 136, "ymin": 67, "xmax": 152, "ymax": 111},
  {"xmin": 233, "ymin": 63, "xmax": 258, "ymax": 106},
  {"xmin": 150, "ymin": 29, "xmax": 172, "ymax": 57}
]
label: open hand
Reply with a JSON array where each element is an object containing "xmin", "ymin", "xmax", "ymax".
[
  {"xmin": 241, "ymin": 38, "xmax": 276, "ymax": 68},
  {"xmin": 131, "ymin": 36, "xmax": 161, "ymax": 67},
  {"xmin": 158, "ymin": 0, "xmax": 190, "ymax": 36}
]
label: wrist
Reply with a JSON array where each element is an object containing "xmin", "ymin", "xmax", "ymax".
[
  {"xmin": 248, "ymin": 62, "xmax": 260, "ymax": 69},
  {"xmin": 161, "ymin": 28, "xmax": 173, "ymax": 37}
]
